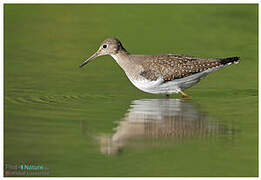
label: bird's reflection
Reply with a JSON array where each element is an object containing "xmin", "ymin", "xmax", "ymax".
[{"xmin": 82, "ymin": 99, "xmax": 235, "ymax": 155}]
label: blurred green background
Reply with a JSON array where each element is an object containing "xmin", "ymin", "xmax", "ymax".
[{"xmin": 4, "ymin": 4, "xmax": 258, "ymax": 177}]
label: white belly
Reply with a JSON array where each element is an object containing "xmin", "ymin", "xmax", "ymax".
[{"xmin": 125, "ymin": 69, "xmax": 214, "ymax": 95}]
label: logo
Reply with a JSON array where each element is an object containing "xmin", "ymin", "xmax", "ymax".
[{"xmin": 4, "ymin": 161, "xmax": 49, "ymax": 177}]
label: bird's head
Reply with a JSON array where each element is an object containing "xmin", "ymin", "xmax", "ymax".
[{"xmin": 79, "ymin": 38, "xmax": 125, "ymax": 68}]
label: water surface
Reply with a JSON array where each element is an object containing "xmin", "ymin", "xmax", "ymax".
[{"xmin": 4, "ymin": 4, "xmax": 258, "ymax": 177}]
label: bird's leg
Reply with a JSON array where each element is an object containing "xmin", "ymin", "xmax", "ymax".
[{"xmin": 180, "ymin": 90, "xmax": 189, "ymax": 98}]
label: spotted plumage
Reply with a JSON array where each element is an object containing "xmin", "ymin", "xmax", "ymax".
[
  {"xmin": 139, "ymin": 54, "xmax": 239, "ymax": 82},
  {"xmin": 80, "ymin": 38, "xmax": 240, "ymax": 97}
]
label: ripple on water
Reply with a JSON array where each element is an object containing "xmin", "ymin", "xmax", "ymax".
[
  {"xmin": 5, "ymin": 95, "xmax": 87, "ymax": 105},
  {"xmin": 5, "ymin": 93, "xmax": 115, "ymax": 106}
]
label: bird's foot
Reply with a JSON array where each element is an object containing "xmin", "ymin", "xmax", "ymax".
[{"xmin": 180, "ymin": 90, "xmax": 189, "ymax": 98}]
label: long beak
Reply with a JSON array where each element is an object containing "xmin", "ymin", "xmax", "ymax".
[{"xmin": 79, "ymin": 52, "xmax": 100, "ymax": 68}]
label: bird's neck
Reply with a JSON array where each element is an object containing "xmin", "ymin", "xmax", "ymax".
[
  {"xmin": 111, "ymin": 50, "xmax": 142, "ymax": 80},
  {"xmin": 111, "ymin": 50, "xmax": 131, "ymax": 70}
]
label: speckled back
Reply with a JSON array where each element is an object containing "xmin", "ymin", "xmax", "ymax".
[{"xmin": 139, "ymin": 54, "xmax": 232, "ymax": 82}]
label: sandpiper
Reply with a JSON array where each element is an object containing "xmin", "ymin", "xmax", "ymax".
[{"xmin": 80, "ymin": 38, "xmax": 239, "ymax": 97}]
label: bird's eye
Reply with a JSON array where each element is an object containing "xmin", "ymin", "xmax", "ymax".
[{"xmin": 103, "ymin": 44, "xmax": 107, "ymax": 49}]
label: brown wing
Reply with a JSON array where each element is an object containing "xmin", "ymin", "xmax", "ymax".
[{"xmin": 140, "ymin": 54, "xmax": 238, "ymax": 82}]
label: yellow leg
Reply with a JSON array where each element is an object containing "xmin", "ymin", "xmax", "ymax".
[{"xmin": 180, "ymin": 90, "xmax": 189, "ymax": 98}]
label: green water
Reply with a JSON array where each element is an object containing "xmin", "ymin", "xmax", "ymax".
[{"xmin": 4, "ymin": 4, "xmax": 258, "ymax": 177}]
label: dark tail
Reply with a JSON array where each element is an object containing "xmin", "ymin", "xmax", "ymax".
[{"xmin": 220, "ymin": 57, "xmax": 240, "ymax": 65}]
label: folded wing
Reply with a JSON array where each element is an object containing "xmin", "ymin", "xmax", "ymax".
[{"xmin": 140, "ymin": 54, "xmax": 239, "ymax": 82}]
